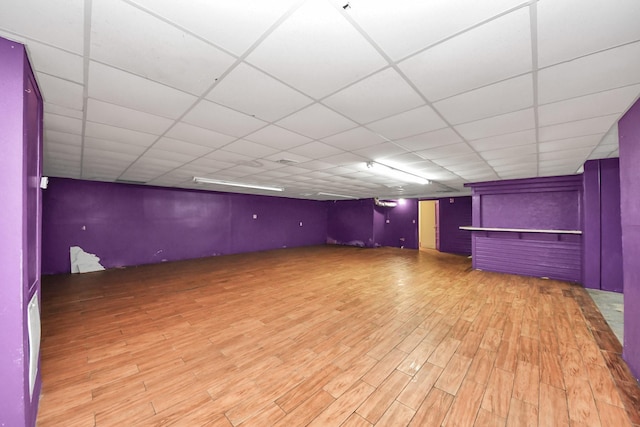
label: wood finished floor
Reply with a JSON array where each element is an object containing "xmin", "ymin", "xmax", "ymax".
[{"xmin": 37, "ymin": 246, "xmax": 640, "ymax": 426}]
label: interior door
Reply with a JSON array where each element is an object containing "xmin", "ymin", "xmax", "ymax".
[{"xmin": 419, "ymin": 200, "xmax": 437, "ymax": 249}]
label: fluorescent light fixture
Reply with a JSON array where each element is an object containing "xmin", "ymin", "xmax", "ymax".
[
  {"xmin": 193, "ymin": 176, "xmax": 283, "ymax": 192},
  {"xmin": 317, "ymin": 192, "xmax": 357, "ymax": 199},
  {"xmin": 366, "ymin": 161, "xmax": 430, "ymax": 185}
]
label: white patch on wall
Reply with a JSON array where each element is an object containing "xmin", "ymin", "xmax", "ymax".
[
  {"xmin": 70, "ymin": 246, "xmax": 106, "ymax": 273},
  {"xmin": 28, "ymin": 292, "xmax": 40, "ymax": 400}
]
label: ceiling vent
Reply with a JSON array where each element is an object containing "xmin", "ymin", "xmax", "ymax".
[{"xmin": 276, "ymin": 158, "xmax": 299, "ymax": 165}]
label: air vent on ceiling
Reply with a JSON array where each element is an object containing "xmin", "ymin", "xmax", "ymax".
[{"xmin": 276, "ymin": 158, "xmax": 299, "ymax": 165}]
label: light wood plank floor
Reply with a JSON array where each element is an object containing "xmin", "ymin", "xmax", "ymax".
[{"xmin": 37, "ymin": 246, "xmax": 640, "ymax": 426}]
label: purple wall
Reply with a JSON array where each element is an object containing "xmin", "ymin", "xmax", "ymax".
[
  {"xmin": 437, "ymin": 196, "xmax": 472, "ymax": 255},
  {"xmin": 379, "ymin": 199, "xmax": 419, "ymax": 249},
  {"xmin": 466, "ymin": 175, "xmax": 583, "ymax": 282},
  {"xmin": 42, "ymin": 178, "xmax": 327, "ymax": 274},
  {"xmin": 619, "ymin": 98, "xmax": 640, "ymax": 379},
  {"xmin": 0, "ymin": 38, "xmax": 42, "ymax": 427},
  {"xmin": 326, "ymin": 198, "xmax": 419, "ymax": 249},
  {"xmin": 582, "ymin": 158, "xmax": 623, "ymax": 292},
  {"xmin": 326, "ymin": 199, "xmax": 375, "ymax": 247}
]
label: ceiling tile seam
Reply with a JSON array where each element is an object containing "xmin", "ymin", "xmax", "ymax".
[
  {"xmin": 31, "ymin": 68, "xmax": 84, "ymax": 88},
  {"xmin": 0, "ymin": 28, "xmax": 84, "ymax": 57},
  {"xmin": 415, "ymin": 71, "xmax": 534, "ymax": 105},
  {"xmin": 79, "ymin": 0, "xmax": 93, "ymax": 178},
  {"xmin": 390, "ymin": 1, "xmax": 534, "ymax": 66},
  {"xmin": 114, "ymin": 0, "xmax": 309, "ymax": 183},
  {"xmin": 332, "ymin": 1, "xmax": 474, "ymax": 187},
  {"xmin": 529, "ymin": 1, "xmax": 540, "ymax": 178},
  {"xmin": 537, "ymin": 39, "xmax": 640, "ymax": 73},
  {"xmin": 537, "ymin": 82, "xmax": 640, "ymax": 108},
  {"xmin": 121, "ymin": 0, "xmax": 242, "ymax": 60}
]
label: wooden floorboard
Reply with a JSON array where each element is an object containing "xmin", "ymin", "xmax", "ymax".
[{"xmin": 37, "ymin": 245, "xmax": 640, "ymax": 426}]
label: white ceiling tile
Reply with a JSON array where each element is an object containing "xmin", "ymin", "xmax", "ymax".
[
  {"xmin": 244, "ymin": 125, "xmax": 311, "ymax": 150},
  {"xmin": 87, "ymin": 98, "xmax": 174, "ymax": 135},
  {"xmin": 321, "ymin": 127, "xmax": 386, "ymax": 151},
  {"xmin": 44, "ymin": 113, "xmax": 82, "ymax": 135},
  {"xmin": 455, "ymin": 108, "xmax": 535, "ymax": 140},
  {"xmin": 417, "ymin": 143, "xmax": 475, "ymax": 161},
  {"xmin": 468, "ymin": 129, "xmax": 536, "ymax": 151},
  {"xmin": 538, "ymin": 84, "xmax": 640, "ymax": 126},
  {"xmin": 347, "ymin": 0, "xmax": 527, "ymax": 60},
  {"xmin": 85, "ymin": 122, "xmax": 157, "ymax": 147},
  {"xmin": 538, "ymin": 42, "xmax": 640, "ymax": 104},
  {"xmin": 395, "ymin": 128, "xmax": 463, "ymax": 152},
  {"xmin": 322, "ymin": 68, "xmax": 424, "ymax": 124},
  {"xmin": 84, "ymin": 136, "xmax": 147, "ymax": 155},
  {"xmin": 143, "ymin": 148, "xmax": 197, "ymax": 164},
  {"xmin": 276, "ymin": 103, "xmax": 357, "ymax": 139},
  {"xmin": 43, "ymin": 103, "xmax": 83, "ymax": 120},
  {"xmin": 27, "ymin": 40, "xmax": 83, "ymax": 83},
  {"xmin": 296, "ymin": 160, "xmax": 335, "ymax": 171},
  {"xmin": 366, "ymin": 106, "xmax": 447, "ymax": 140},
  {"xmin": 183, "ymin": 100, "xmax": 267, "ymax": 137},
  {"xmin": 36, "ymin": 73, "xmax": 83, "ymax": 110},
  {"xmin": 91, "ymin": 0, "xmax": 235, "ymax": 95},
  {"xmin": 538, "ymin": 134, "xmax": 603, "ymax": 153},
  {"xmin": 538, "ymin": 0, "xmax": 640, "ymax": 68},
  {"xmin": 352, "ymin": 142, "xmax": 408, "ymax": 160},
  {"xmin": 539, "ymin": 147, "xmax": 593, "ymax": 162},
  {"xmin": 488, "ymin": 156, "xmax": 536, "ymax": 167},
  {"xmin": 480, "ymin": 144, "xmax": 537, "ymax": 161},
  {"xmin": 245, "ymin": 0, "xmax": 387, "ymax": 98},
  {"xmin": 320, "ymin": 156, "xmax": 368, "ymax": 171},
  {"xmin": 0, "ymin": 0, "xmax": 84, "ymax": 53},
  {"xmin": 45, "ymin": 130, "xmax": 82, "ymax": 146},
  {"xmin": 222, "ymin": 139, "xmax": 279, "ymax": 158},
  {"xmin": 129, "ymin": 0, "xmax": 298, "ymax": 56},
  {"xmin": 538, "ymin": 114, "xmax": 618, "ymax": 142},
  {"xmin": 207, "ymin": 63, "xmax": 313, "ymax": 122},
  {"xmin": 166, "ymin": 122, "xmax": 235, "ymax": 149},
  {"xmin": 399, "ymin": 8, "xmax": 531, "ymax": 101},
  {"xmin": 84, "ymin": 147, "xmax": 139, "ymax": 163},
  {"xmin": 45, "ymin": 141, "xmax": 81, "ymax": 156},
  {"xmin": 203, "ymin": 149, "xmax": 254, "ymax": 165},
  {"xmin": 434, "ymin": 74, "xmax": 533, "ymax": 125},
  {"xmin": 88, "ymin": 61, "xmax": 198, "ymax": 119},
  {"xmin": 288, "ymin": 141, "xmax": 345, "ymax": 159},
  {"xmin": 152, "ymin": 138, "xmax": 212, "ymax": 157}
]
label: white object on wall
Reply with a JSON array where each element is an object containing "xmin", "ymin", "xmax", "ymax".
[
  {"xmin": 70, "ymin": 246, "xmax": 106, "ymax": 273},
  {"xmin": 27, "ymin": 292, "xmax": 40, "ymax": 399}
]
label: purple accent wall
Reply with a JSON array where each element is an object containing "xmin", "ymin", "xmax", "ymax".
[
  {"xmin": 42, "ymin": 178, "xmax": 327, "ymax": 274},
  {"xmin": 466, "ymin": 175, "xmax": 583, "ymax": 282},
  {"xmin": 379, "ymin": 199, "xmax": 419, "ymax": 249},
  {"xmin": 582, "ymin": 158, "xmax": 623, "ymax": 292},
  {"xmin": 437, "ymin": 196, "xmax": 472, "ymax": 255},
  {"xmin": 0, "ymin": 38, "xmax": 42, "ymax": 427},
  {"xmin": 619, "ymin": 98, "xmax": 640, "ymax": 379},
  {"xmin": 326, "ymin": 199, "xmax": 375, "ymax": 247}
]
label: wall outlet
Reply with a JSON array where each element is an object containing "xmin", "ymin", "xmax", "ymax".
[
  {"xmin": 299, "ymin": 221, "xmax": 303, "ymax": 226},
  {"xmin": 252, "ymin": 214, "xmax": 257, "ymax": 219}
]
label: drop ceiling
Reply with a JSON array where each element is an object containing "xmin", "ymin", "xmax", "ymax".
[{"xmin": 1, "ymin": 0, "xmax": 639, "ymax": 200}]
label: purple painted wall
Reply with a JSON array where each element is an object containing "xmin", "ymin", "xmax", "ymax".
[
  {"xmin": 437, "ymin": 196, "xmax": 472, "ymax": 255},
  {"xmin": 326, "ymin": 199, "xmax": 375, "ymax": 247},
  {"xmin": 0, "ymin": 38, "xmax": 42, "ymax": 427},
  {"xmin": 619, "ymin": 98, "xmax": 640, "ymax": 380},
  {"xmin": 379, "ymin": 199, "xmax": 419, "ymax": 249},
  {"xmin": 42, "ymin": 178, "xmax": 327, "ymax": 274},
  {"xmin": 582, "ymin": 158, "xmax": 623, "ymax": 292},
  {"xmin": 466, "ymin": 175, "xmax": 583, "ymax": 282}
]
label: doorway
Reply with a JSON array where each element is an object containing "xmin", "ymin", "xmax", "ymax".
[{"xmin": 419, "ymin": 200, "xmax": 438, "ymax": 250}]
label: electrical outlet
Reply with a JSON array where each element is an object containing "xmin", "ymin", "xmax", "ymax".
[{"xmin": 252, "ymin": 214, "xmax": 257, "ymax": 219}]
